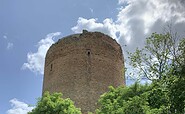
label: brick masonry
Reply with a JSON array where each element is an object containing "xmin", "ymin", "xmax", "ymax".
[{"xmin": 42, "ymin": 31, "xmax": 125, "ymax": 113}]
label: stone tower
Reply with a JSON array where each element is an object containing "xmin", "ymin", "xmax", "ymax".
[{"xmin": 43, "ymin": 31, "xmax": 125, "ymax": 113}]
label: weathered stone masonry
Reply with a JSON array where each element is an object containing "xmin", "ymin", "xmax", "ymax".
[{"xmin": 43, "ymin": 31, "xmax": 125, "ymax": 113}]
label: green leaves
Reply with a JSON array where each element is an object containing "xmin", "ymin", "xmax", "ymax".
[
  {"xmin": 128, "ymin": 32, "xmax": 184, "ymax": 80},
  {"xmin": 167, "ymin": 77, "xmax": 185, "ymax": 113},
  {"xmin": 28, "ymin": 91, "xmax": 81, "ymax": 114},
  {"xmin": 116, "ymin": 31, "xmax": 185, "ymax": 113},
  {"xmin": 96, "ymin": 83, "xmax": 155, "ymax": 114},
  {"xmin": 96, "ymin": 82, "xmax": 177, "ymax": 114},
  {"xmin": 148, "ymin": 87, "xmax": 169, "ymax": 109}
]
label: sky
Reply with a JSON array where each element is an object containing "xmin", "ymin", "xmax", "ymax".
[{"xmin": 1, "ymin": 0, "xmax": 185, "ymax": 113}]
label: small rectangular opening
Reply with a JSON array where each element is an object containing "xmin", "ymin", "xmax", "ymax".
[
  {"xmin": 86, "ymin": 49, "xmax": 91, "ymax": 56},
  {"xmin": 87, "ymin": 51, "xmax": 90, "ymax": 56},
  {"xmin": 50, "ymin": 64, "xmax": 53, "ymax": 71}
]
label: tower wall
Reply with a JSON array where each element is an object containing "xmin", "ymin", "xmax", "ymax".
[{"xmin": 43, "ymin": 31, "xmax": 125, "ymax": 113}]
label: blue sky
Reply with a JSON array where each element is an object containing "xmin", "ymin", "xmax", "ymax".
[{"xmin": 1, "ymin": 0, "xmax": 185, "ymax": 113}]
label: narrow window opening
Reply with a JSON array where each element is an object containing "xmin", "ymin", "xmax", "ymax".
[
  {"xmin": 86, "ymin": 49, "xmax": 91, "ymax": 56},
  {"xmin": 87, "ymin": 51, "xmax": 91, "ymax": 56},
  {"xmin": 50, "ymin": 64, "xmax": 53, "ymax": 71}
]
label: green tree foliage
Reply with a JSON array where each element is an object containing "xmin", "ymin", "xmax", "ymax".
[
  {"xmin": 97, "ymin": 31, "xmax": 185, "ymax": 113},
  {"xmin": 147, "ymin": 87, "xmax": 168, "ymax": 109},
  {"xmin": 128, "ymin": 32, "xmax": 185, "ymax": 80},
  {"xmin": 96, "ymin": 83, "xmax": 167, "ymax": 114},
  {"xmin": 167, "ymin": 76, "xmax": 185, "ymax": 113},
  {"xmin": 128, "ymin": 31, "xmax": 185, "ymax": 113},
  {"xmin": 28, "ymin": 91, "xmax": 81, "ymax": 114}
]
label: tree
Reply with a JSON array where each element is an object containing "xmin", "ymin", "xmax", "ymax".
[
  {"xmin": 167, "ymin": 75, "xmax": 185, "ymax": 113},
  {"xmin": 128, "ymin": 31, "xmax": 185, "ymax": 113},
  {"xmin": 96, "ymin": 31, "xmax": 185, "ymax": 113},
  {"xmin": 96, "ymin": 83, "xmax": 167, "ymax": 114},
  {"xmin": 28, "ymin": 91, "xmax": 81, "ymax": 114},
  {"xmin": 128, "ymin": 32, "xmax": 185, "ymax": 80}
]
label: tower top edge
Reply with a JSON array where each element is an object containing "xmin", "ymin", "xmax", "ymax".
[
  {"xmin": 54, "ymin": 31, "xmax": 119, "ymax": 45},
  {"xmin": 47, "ymin": 31, "xmax": 122, "ymax": 54}
]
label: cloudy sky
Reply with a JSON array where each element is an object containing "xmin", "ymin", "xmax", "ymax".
[{"xmin": 1, "ymin": 0, "xmax": 185, "ymax": 113}]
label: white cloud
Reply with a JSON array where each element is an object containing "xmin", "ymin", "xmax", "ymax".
[
  {"xmin": 22, "ymin": 32, "xmax": 61, "ymax": 75},
  {"xmin": 118, "ymin": 0, "xmax": 185, "ymax": 56},
  {"xmin": 7, "ymin": 42, "xmax": 14, "ymax": 50},
  {"xmin": 71, "ymin": 17, "xmax": 118, "ymax": 39},
  {"xmin": 2, "ymin": 35, "xmax": 14, "ymax": 50},
  {"xmin": 72, "ymin": 0, "xmax": 185, "ymax": 53},
  {"xmin": 3, "ymin": 35, "xmax": 7, "ymax": 39},
  {"xmin": 7, "ymin": 98, "xmax": 34, "ymax": 114}
]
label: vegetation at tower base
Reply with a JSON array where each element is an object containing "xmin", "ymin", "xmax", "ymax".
[
  {"xmin": 95, "ymin": 83, "xmax": 168, "ymax": 114},
  {"xmin": 96, "ymin": 80, "xmax": 185, "ymax": 114},
  {"xmin": 96, "ymin": 31, "xmax": 185, "ymax": 114},
  {"xmin": 28, "ymin": 91, "xmax": 81, "ymax": 114},
  {"xmin": 127, "ymin": 31, "xmax": 185, "ymax": 113}
]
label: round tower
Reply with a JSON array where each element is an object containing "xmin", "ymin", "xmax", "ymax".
[{"xmin": 43, "ymin": 31, "xmax": 125, "ymax": 113}]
